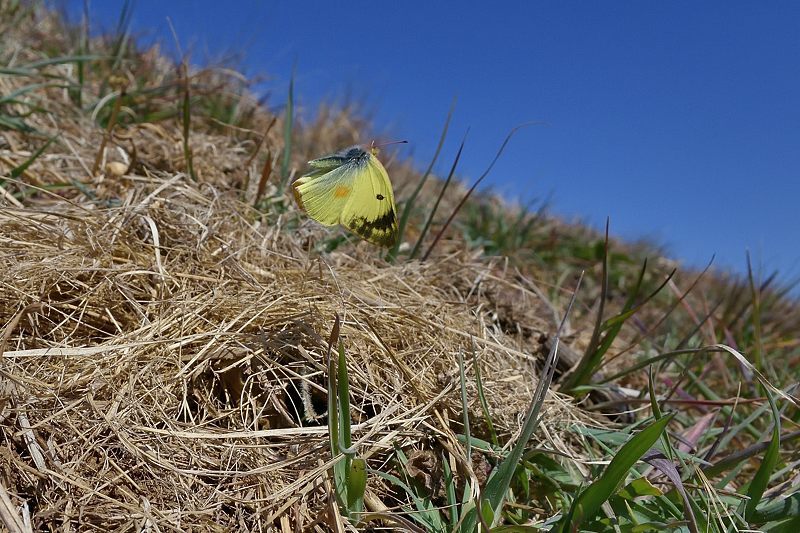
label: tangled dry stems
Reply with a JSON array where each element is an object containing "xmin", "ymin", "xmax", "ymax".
[
  {"xmin": 0, "ymin": 173, "xmax": 588, "ymax": 529},
  {"xmin": 4, "ymin": 5, "xmax": 798, "ymax": 531},
  {"xmin": 0, "ymin": 12, "xmax": 591, "ymax": 528}
]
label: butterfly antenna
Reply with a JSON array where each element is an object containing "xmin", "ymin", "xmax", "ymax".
[{"xmin": 370, "ymin": 139, "xmax": 408, "ymax": 155}]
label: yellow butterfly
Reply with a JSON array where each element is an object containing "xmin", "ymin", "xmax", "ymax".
[{"xmin": 293, "ymin": 145, "xmax": 398, "ymax": 248}]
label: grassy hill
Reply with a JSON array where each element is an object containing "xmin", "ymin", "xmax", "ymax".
[{"xmin": 0, "ymin": 3, "xmax": 798, "ymax": 531}]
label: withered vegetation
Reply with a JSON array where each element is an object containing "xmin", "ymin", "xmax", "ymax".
[{"xmin": 1, "ymin": 3, "xmax": 798, "ymax": 531}]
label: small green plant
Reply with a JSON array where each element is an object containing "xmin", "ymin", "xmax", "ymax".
[
  {"xmin": 555, "ymin": 414, "xmax": 675, "ymax": 531},
  {"xmin": 560, "ymin": 221, "xmax": 675, "ymax": 393},
  {"xmin": 325, "ymin": 315, "xmax": 367, "ymax": 524}
]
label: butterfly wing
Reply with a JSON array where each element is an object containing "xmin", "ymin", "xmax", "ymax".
[
  {"xmin": 294, "ymin": 146, "xmax": 398, "ymax": 247},
  {"xmin": 341, "ymin": 152, "xmax": 398, "ymax": 247},
  {"xmin": 293, "ymin": 163, "xmax": 356, "ymax": 226}
]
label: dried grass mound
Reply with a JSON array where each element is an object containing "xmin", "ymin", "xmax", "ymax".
[
  {"xmin": 0, "ymin": 6, "xmax": 592, "ymax": 530},
  {"xmin": 1, "ymin": 188, "xmax": 586, "ymax": 529}
]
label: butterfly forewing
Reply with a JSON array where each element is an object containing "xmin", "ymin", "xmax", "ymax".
[{"xmin": 292, "ymin": 164, "xmax": 354, "ymax": 226}]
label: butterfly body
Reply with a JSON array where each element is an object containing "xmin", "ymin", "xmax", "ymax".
[{"xmin": 293, "ymin": 145, "xmax": 398, "ymax": 247}]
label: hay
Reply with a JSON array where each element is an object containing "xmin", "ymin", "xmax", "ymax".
[
  {"xmin": 0, "ymin": 11, "xmax": 592, "ymax": 527},
  {"xmin": 0, "ymin": 173, "xmax": 588, "ymax": 529}
]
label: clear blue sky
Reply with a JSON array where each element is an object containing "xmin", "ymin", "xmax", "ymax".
[{"xmin": 63, "ymin": 1, "xmax": 800, "ymax": 284}]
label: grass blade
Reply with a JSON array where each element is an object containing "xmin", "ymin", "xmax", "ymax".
[
  {"xmin": 457, "ymin": 350, "xmax": 471, "ymax": 463},
  {"xmin": 747, "ymin": 252, "xmax": 764, "ymax": 371},
  {"xmin": 7, "ymin": 135, "xmax": 56, "ymax": 182},
  {"xmin": 422, "ymin": 122, "xmax": 536, "ymax": 261},
  {"xmin": 388, "ymin": 99, "xmax": 455, "ymax": 260},
  {"xmin": 280, "ymin": 69, "xmax": 295, "ymax": 190},
  {"xmin": 745, "ymin": 385, "xmax": 781, "ymax": 523},
  {"xmin": 325, "ymin": 315, "xmax": 345, "ymax": 506},
  {"xmin": 347, "ymin": 457, "xmax": 367, "ymax": 518},
  {"xmin": 472, "ymin": 339, "xmax": 498, "ymax": 446},
  {"xmin": 75, "ymin": 0, "xmax": 89, "ymax": 106},
  {"xmin": 462, "ymin": 272, "xmax": 584, "ymax": 530},
  {"xmin": 560, "ymin": 220, "xmax": 611, "ymax": 391},
  {"xmin": 180, "ymin": 62, "xmax": 195, "ymax": 180},
  {"xmin": 0, "ymin": 55, "xmax": 105, "ymax": 78},
  {"xmin": 558, "ymin": 413, "xmax": 674, "ymax": 531},
  {"xmin": 109, "ymin": 0, "xmax": 133, "ymax": 72},
  {"xmin": 410, "ymin": 130, "xmax": 467, "ymax": 260}
]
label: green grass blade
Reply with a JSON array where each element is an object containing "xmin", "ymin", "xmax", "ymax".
[
  {"xmin": 180, "ymin": 63, "xmax": 195, "ymax": 180},
  {"xmin": 457, "ymin": 350, "xmax": 471, "ymax": 462},
  {"xmin": 702, "ymin": 430, "xmax": 800, "ymax": 479},
  {"xmin": 472, "ymin": 339, "xmax": 498, "ymax": 446},
  {"xmin": 109, "ymin": 0, "xmax": 134, "ymax": 72},
  {"xmin": 370, "ymin": 467, "xmax": 446, "ymax": 531},
  {"xmin": 645, "ymin": 373, "xmax": 696, "ymax": 529},
  {"xmin": 561, "ymin": 229, "xmax": 632, "ymax": 391},
  {"xmin": 325, "ymin": 315, "xmax": 345, "ymax": 508},
  {"xmin": 0, "ymin": 55, "xmax": 105, "ymax": 78},
  {"xmin": 410, "ymin": 130, "xmax": 467, "ymax": 259},
  {"xmin": 280, "ymin": 69, "xmax": 294, "ymax": 190},
  {"xmin": 581, "ymin": 219, "xmax": 610, "ymax": 370},
  {"xmin": 388, "ymin": 99, "xmax": 455, "ymax": 260},
  {"xmin": 746, "ymin": 252, "xmax": 764, "ymax": 371},
  {"xmin": 745, "ymin": 385, "xmax": 781, "ymax": 523},
  {"xmin": 752, "ymin": 492, "xmax": 800, "ymax": 523},
  {"xmin": 75, "ymin": 1, "xmax": 89, "ymax": 106},
  {"xmin": 337, "ymin": 340, "xmax": 353, "ymax": 450},
  {"xmin": 7, "ymin": 135, "xmax": 56, "ymax": 182},
  {"xmin": 442, "ymin": 452, "xmax": 458, "ymax": 526},
  {"xmin": 0, "ymin": 82, "xmax": 65, "ymax": 104},
  {"xmin": 0, "ymin": 115, "xmax": 35, "ymax": 132},
  {"xmin": 558, "ymin": 413, "xmax": 674, "ymax": 531},
  {"xmin": 347, "ymin": 457, "xmax": 366, "ymax": 519},
  {"xmin": 764, "ymin": 516, "xmax": 800, "ymax": 533},
  {"xmin": 462, "ymin": 273, "xmax": 584, "ymax": 531}
]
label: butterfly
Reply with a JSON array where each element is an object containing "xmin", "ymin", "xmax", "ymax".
[{"xmin": 293, "ymin": 145, "xmax": 399, "ymax": 248}]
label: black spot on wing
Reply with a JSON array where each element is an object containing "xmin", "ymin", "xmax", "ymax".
[
  {"xmin": 348, "ymin": 208, "xmax": 397, "ymax": 247},
  {"xmin": 370, "ymin": 208, "xmax": 396, "ymax": 231}
]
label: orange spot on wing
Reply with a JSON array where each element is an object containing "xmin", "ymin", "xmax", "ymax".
[{"xmin": 334, "ymin": 185, "xmax": 351, "ymax": 198}]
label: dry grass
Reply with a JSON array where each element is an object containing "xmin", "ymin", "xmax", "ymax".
[
  {"xmin": 0, "ymin": 6, "xmax": 597, "ymax": 530},
  {"xmin": 1, "ymin": 4, "xmax": 798, "ymax": 531},
  {"xmin": 0, "ymin": 186, "xmax": 584, "ymax": 530}
]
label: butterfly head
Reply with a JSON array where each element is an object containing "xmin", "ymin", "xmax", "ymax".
[{"xmin": 369, "ymin": 139, "xmax": 408, "ymax": 158}]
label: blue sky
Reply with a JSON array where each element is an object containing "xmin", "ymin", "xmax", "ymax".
[{"xmin": 64, "ymin": 1, "xmax": 800, "ymax": 284}]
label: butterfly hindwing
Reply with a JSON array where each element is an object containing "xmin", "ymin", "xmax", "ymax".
[
  {"xmin": 294, "ymin": 145, "xmax": 398, "ymax": 248},
  {"xmin": 342, "ymin": 153, "xmax": 397, "ymax": 247}
]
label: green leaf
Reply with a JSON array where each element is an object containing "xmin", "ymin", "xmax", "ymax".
[
  {"xmin": 618, "ymin": 477, "xmax": 663, "ymax": 500},
  {"xmin": 347, "ymin": 458, "xmax": 366, "ymax": 518},
  {"xmin": 762, "ymin": 515, "xmax": 800, "ymax": 533},
  {"xmin": 8, "ymin": 135, "xmax": 57, "ymax": 180},
  {"xmin": 558, "ymin": 414, "xmax": 674, "ymax": 531},
  {"xmin": 753, "ymin": 492, "xmax": 800, "ymax": 523},
  {"xmin": 745, "ymin": 386, "xmax": 781, "ymax": 523}
]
